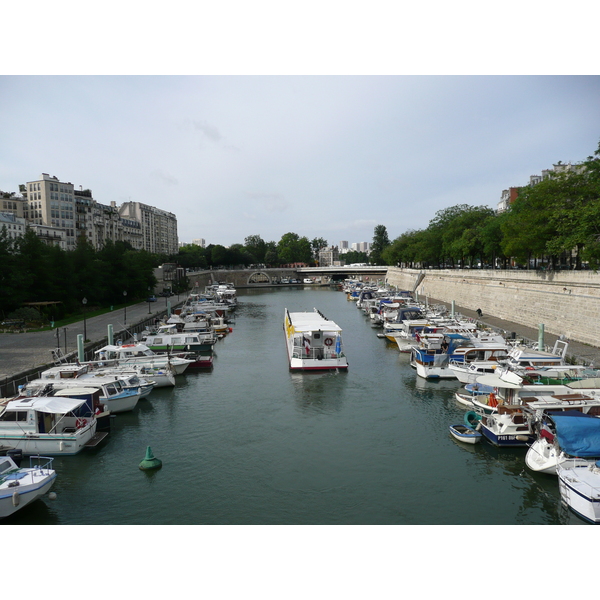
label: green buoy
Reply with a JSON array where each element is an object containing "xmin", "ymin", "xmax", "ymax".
[{"xmin": 139, "ymin": 446, "xmax": 162, "ymax": 471}]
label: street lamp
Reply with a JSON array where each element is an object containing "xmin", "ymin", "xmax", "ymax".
[
  {"xmin": 82, "ymin": 297, "xmax": 88, "ymax": 342},
  {"xmin": 148, "ymin": 286, "xmax": 152, "ymax": 314},
  {"xmin": 123, "ymin": 290, "xmax": 127, "ymax": 325}
]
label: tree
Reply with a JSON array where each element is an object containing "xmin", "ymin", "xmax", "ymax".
[
  {"xmin": 244, "ymin": 234, "xmax": 267, "ymax": 264},
  {"xmin": 311, "ymin": 237, "xmax": 328, "ymax": 263},
  {"xmin": 370, "ymin": 225, "xmax": 390, "ymax": 265}
]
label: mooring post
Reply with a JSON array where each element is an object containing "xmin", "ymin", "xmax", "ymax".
[
  {"xmin": 77, "ymin": 334, "xmax": 84, "ymax": 362},
  {"xmin": 538, "ymin": 324, "xmax": 545, "ymax": 351},
  {"xmin": 451, "ymin": 300, "xmax": 455, "ymax": 319},
  {"xmin": 108, "ymin": 324, "xmax": 114, "ymax": 346}
]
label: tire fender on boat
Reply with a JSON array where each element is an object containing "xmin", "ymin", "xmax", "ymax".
[{"xmin": 465, "ymin": 411, "xmax": 482, "ymax": 429}]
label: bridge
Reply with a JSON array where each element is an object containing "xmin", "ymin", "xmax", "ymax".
[
  {"xmin": 297, "ymin": 265, "xmax": 388, "ymax": 281},
  {"xmin": 180, "ymin": 266, "xmax": 389, "ymax": 289}
]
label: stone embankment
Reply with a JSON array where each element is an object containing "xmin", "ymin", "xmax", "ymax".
[{"xmin": 385, "ymin": 267, "xmax": 600, "ymax": 363}]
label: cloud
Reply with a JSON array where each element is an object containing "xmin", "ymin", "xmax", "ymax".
[
  {"xmin": 150, "ymin": 169, "xmax": 179, "ymax": 186},
  {"xmin": 246, "ymin": 192, "xmax": 289, "ymax": 213},
  {"xmin": 192, "ymin": 120, "xmax": 222, "ymax": 142}
]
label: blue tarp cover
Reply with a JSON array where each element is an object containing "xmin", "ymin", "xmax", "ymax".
[{"xmin": 550, "ymin": 411, "xmax": 600, "ymax": 457}]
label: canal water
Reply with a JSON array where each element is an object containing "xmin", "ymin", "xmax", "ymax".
[{"xmin": 5, "ymin": 286, "xmax": 586, "ymax": 526}]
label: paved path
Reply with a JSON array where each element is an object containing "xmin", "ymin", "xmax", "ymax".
[{"xmin": 0, "ymin": 298, "xmax": 180, "ymax": 381}]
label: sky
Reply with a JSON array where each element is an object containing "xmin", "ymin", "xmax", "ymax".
[
  {"xmin": 3, "ymin": 75, "xmax": 599, "ymax": 250},
  {"xmin": 2, "ymin": 4, "xmax": 599, "ymax": 252}
]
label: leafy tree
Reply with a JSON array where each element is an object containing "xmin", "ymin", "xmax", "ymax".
[
  {"xmin": 311, "ymin": 237, "xmax": 328, "ymax": 263},
  {"xmin": 244, "ymin": 234, "xmax": 267, "ymax": 264},
  {"xmin": 370, "ymin": 225, "xmax": 390, "ymax": 265}
]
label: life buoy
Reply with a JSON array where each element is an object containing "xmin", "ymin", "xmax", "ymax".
[
  {"xmin": 76, "ymin": 418, "xmax": 87, "ymax": 429},
  {"xmin": 324, "ymin": 338, "xmax": 333, "ymax": 346}
]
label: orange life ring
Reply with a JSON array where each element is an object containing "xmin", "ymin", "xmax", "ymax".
[
  {"xmin": 324, "ymin": 338, "xmax": 333, "ymax": 346},
  {"xmin": 76, "ymin": 418, "xmax": 87, "ymax": 429}
]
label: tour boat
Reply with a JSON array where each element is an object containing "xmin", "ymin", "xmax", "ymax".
[
  {"xmin": 284, "ymin": 308, "xmax": 348, "ymax": 371},
  {"xmin": 0, "ymin": 396, "xmax": 101, "ymax": 455},
  {"xmin": 0, "ymin": 454, "xmax": 57, "ymax": 519}
]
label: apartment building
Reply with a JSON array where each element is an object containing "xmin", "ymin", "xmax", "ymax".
[
  {"xmin": 119, "ymin": 201, "xmax": 178, "ymax": 255},
  {"xmin": 17, "ymin": 174, "xmax": 177, "ymax": 253}
]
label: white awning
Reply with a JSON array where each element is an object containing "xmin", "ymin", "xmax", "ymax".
[{"xmin": 7, "ymin": 396, "xmax": 86, "ymax": 414}]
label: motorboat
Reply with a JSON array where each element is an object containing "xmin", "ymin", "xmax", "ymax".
[
  {"xmin": 0, "ymin": 454, "xmax": 57, "ymax": 519},
  {"xmin": 454, "ymin": 383, "xmax": 498, "ymax": 413},
  {"xmin": 525, "ymin": 410, "xmax": 600, "ymax": 475},
  {"xmin": 558, "ymin": 461, "xmax": 600, "ymax": 523},
  {"xmin": 504, "ymin": 339, "xmax": 569, "ymax": 369},
  {"xmin": 26, "ymin": 368, "xmax": 143, "ymax": 413},
  {"xmin": 410, "ymin": 328, "xmax": 508, "ymax": 379},
  {"xmin": 449, "ymin": 423, "xmax": 482, "ymax": 444},
  {"xmin": 140, "ymin": 324, "xmax": 216, "ymax": 353},
  {"xmin": 284, "ymin": 308, "xmax": 348, "ymax": 371},
  {"xmin": 0, "ymin": 395, "xmax": 102, "ymax": 455},
  {"xmin": 94, "ymin": 343, "xmax": 194, "ymax": 375},
  {"xmin": 479, "ymin": 392, "xmax": 600, "ymax": 447}
]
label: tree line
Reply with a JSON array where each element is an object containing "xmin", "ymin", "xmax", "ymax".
[
  {"xmin": 3, "ymin": 140, "xmax": 599, "ymax": 321},
  {"xmin": 379, "ymin": 141, "xmax": 600, "ymax": 271}
]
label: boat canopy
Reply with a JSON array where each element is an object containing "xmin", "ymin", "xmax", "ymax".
[
  {"xmin": 7, "ymin": 396, "xmax": 86, "ymax": 414},
  {"xmin": 550, "ymin": 411, "xmax": 600, "ymax": 457},
  {"xmin": 95, "ymin": 344, "xmax": 152, "ymax": 354},
  {"xmin": 476, "ymin": 373, "xmax": 523, "ymax": 389}
]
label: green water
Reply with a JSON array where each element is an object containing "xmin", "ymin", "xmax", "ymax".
[{"xmin": 4, "ymin": 287, "xmax": 585, "ymax": 525}]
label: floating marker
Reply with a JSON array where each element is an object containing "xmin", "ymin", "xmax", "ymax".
[{"xmin": 139, "ymin": 446, "xmax": 162, "ymax": 471}]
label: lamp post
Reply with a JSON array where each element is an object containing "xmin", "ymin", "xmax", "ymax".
[
  {"xmin": 148, "ymin": 286, "xmax": 152, "ymax": 314},
  {"xmin": 82, "ymin": 297, "xmax": 88, "ymax": 341},
  {"xmin": 123, "ymin": 290, "xmax": 127, "ymax": 325}
]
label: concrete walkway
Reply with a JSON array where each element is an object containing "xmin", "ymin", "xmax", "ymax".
[{"xmin": 0, "ymin": 298, "xmax": 178, "ymax": 382}]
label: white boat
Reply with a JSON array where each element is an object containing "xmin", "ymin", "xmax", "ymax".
[
  {"xmin": 479, "ymin": 392, "xmax": 600, "ymax": 447},
  {"xmin": 558, "ymin": 462, "xmax": 600, "ymax": 524},
  {"xmin": 504, "ymin": 339, "xmax": 569, "ymax": 369},
  {"xmin": 141, "ymin": 323, "xmax": 216, "ymax": 352},
  {"xmin": 94, "ymin": 343, "xmax": 194, "ymax": 375},
  {"xmin": 526, "ymin": 410, "xmax": 600, "ymax": 475},
  {"xmin": 449, "ymin": 424, "xmax": 482, "ymax": 444},
  {"xmin": 411, "ymin": 329, "xmax": 508, "ymax": 379},
  {"xmin": 0, "ymin": 454, "xmax": 57, "ymax": 519},
  {"xmin": 0, "ymin": 396, "xmax": 101, "ymax": 455},
  {"xmin": 284, "ymin": 308, "xmax": 348, "ymax": 371}
]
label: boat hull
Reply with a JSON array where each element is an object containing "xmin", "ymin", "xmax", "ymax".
[
  {"xmin": 0, "ymin": 426, "xmax": 96, "ymax": 456},
  {"xmin": 0, "ymin": 473, "xmax": 57, "ymax": 519},
  {"xmin": 449, "ymin": 425, "xmax": 482, "ymax": 444},
  {"xmin": 559, "ymin": 465, "xmax": 600, "ymax": 523}
]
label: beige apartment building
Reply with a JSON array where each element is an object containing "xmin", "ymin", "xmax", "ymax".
[{"xmin": 20, "ymin": 174, "xmax": 177, "ymax": 253}]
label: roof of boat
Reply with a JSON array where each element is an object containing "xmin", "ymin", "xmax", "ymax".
[
  {"xmin": 6, "ymin": 396, "xmax": 86, "ymax": 413},
  {"xmin": 286, "ymin": 309, "xmax": 342, "ymax": 332},
  {"xmin": 96, "ymin": 343, "xmax": 151, "ymax": 353},
  {"xmin": 550, "ymin": 411, "xmax": 600, "ymax": 457}
]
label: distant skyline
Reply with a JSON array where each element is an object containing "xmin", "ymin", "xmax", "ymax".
[{"xmin": 2, "ymin": 76, "xmax": 600, "ymax": 250}]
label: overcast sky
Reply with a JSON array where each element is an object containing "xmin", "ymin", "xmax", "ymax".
[{"xmin": 2, "ymin": 7, "xmax": 599, "ymax": 250}]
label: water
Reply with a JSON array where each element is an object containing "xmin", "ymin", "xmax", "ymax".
[{"xmin": 5, "ymin": 286, "xmax": 586, "ymax": 525}]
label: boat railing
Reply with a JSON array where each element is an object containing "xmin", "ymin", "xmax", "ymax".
[
  {"xmin": 28, "ymin": 455, "xmax": 54, "ymax": 472},
  {"xmin": 292, "ymin": 347, "xmax": 344, "ymax": 360}
]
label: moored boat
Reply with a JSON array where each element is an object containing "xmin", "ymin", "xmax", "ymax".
[
  {"xmin": 284, "ymin": 308, "xmax": 348, "ymax": 371},
  {"xmin": 0, "ymin": 454, "xmax": 57, "ymax": 519},
  {"xmin": 449, "ymin": 423, "xmax": 482, "ymax": 444},
  {"xmin": 558, "ymin": 461, "xmax": 600, "ymax": 524},
  {"xmin": 0, "ymin": 396, "xmax": 101, "ymax": 455}
]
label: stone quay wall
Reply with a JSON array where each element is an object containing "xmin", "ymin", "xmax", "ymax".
[{"xmin": 385, "ymin": 267, "xmax": 600, "ymax": 348}]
